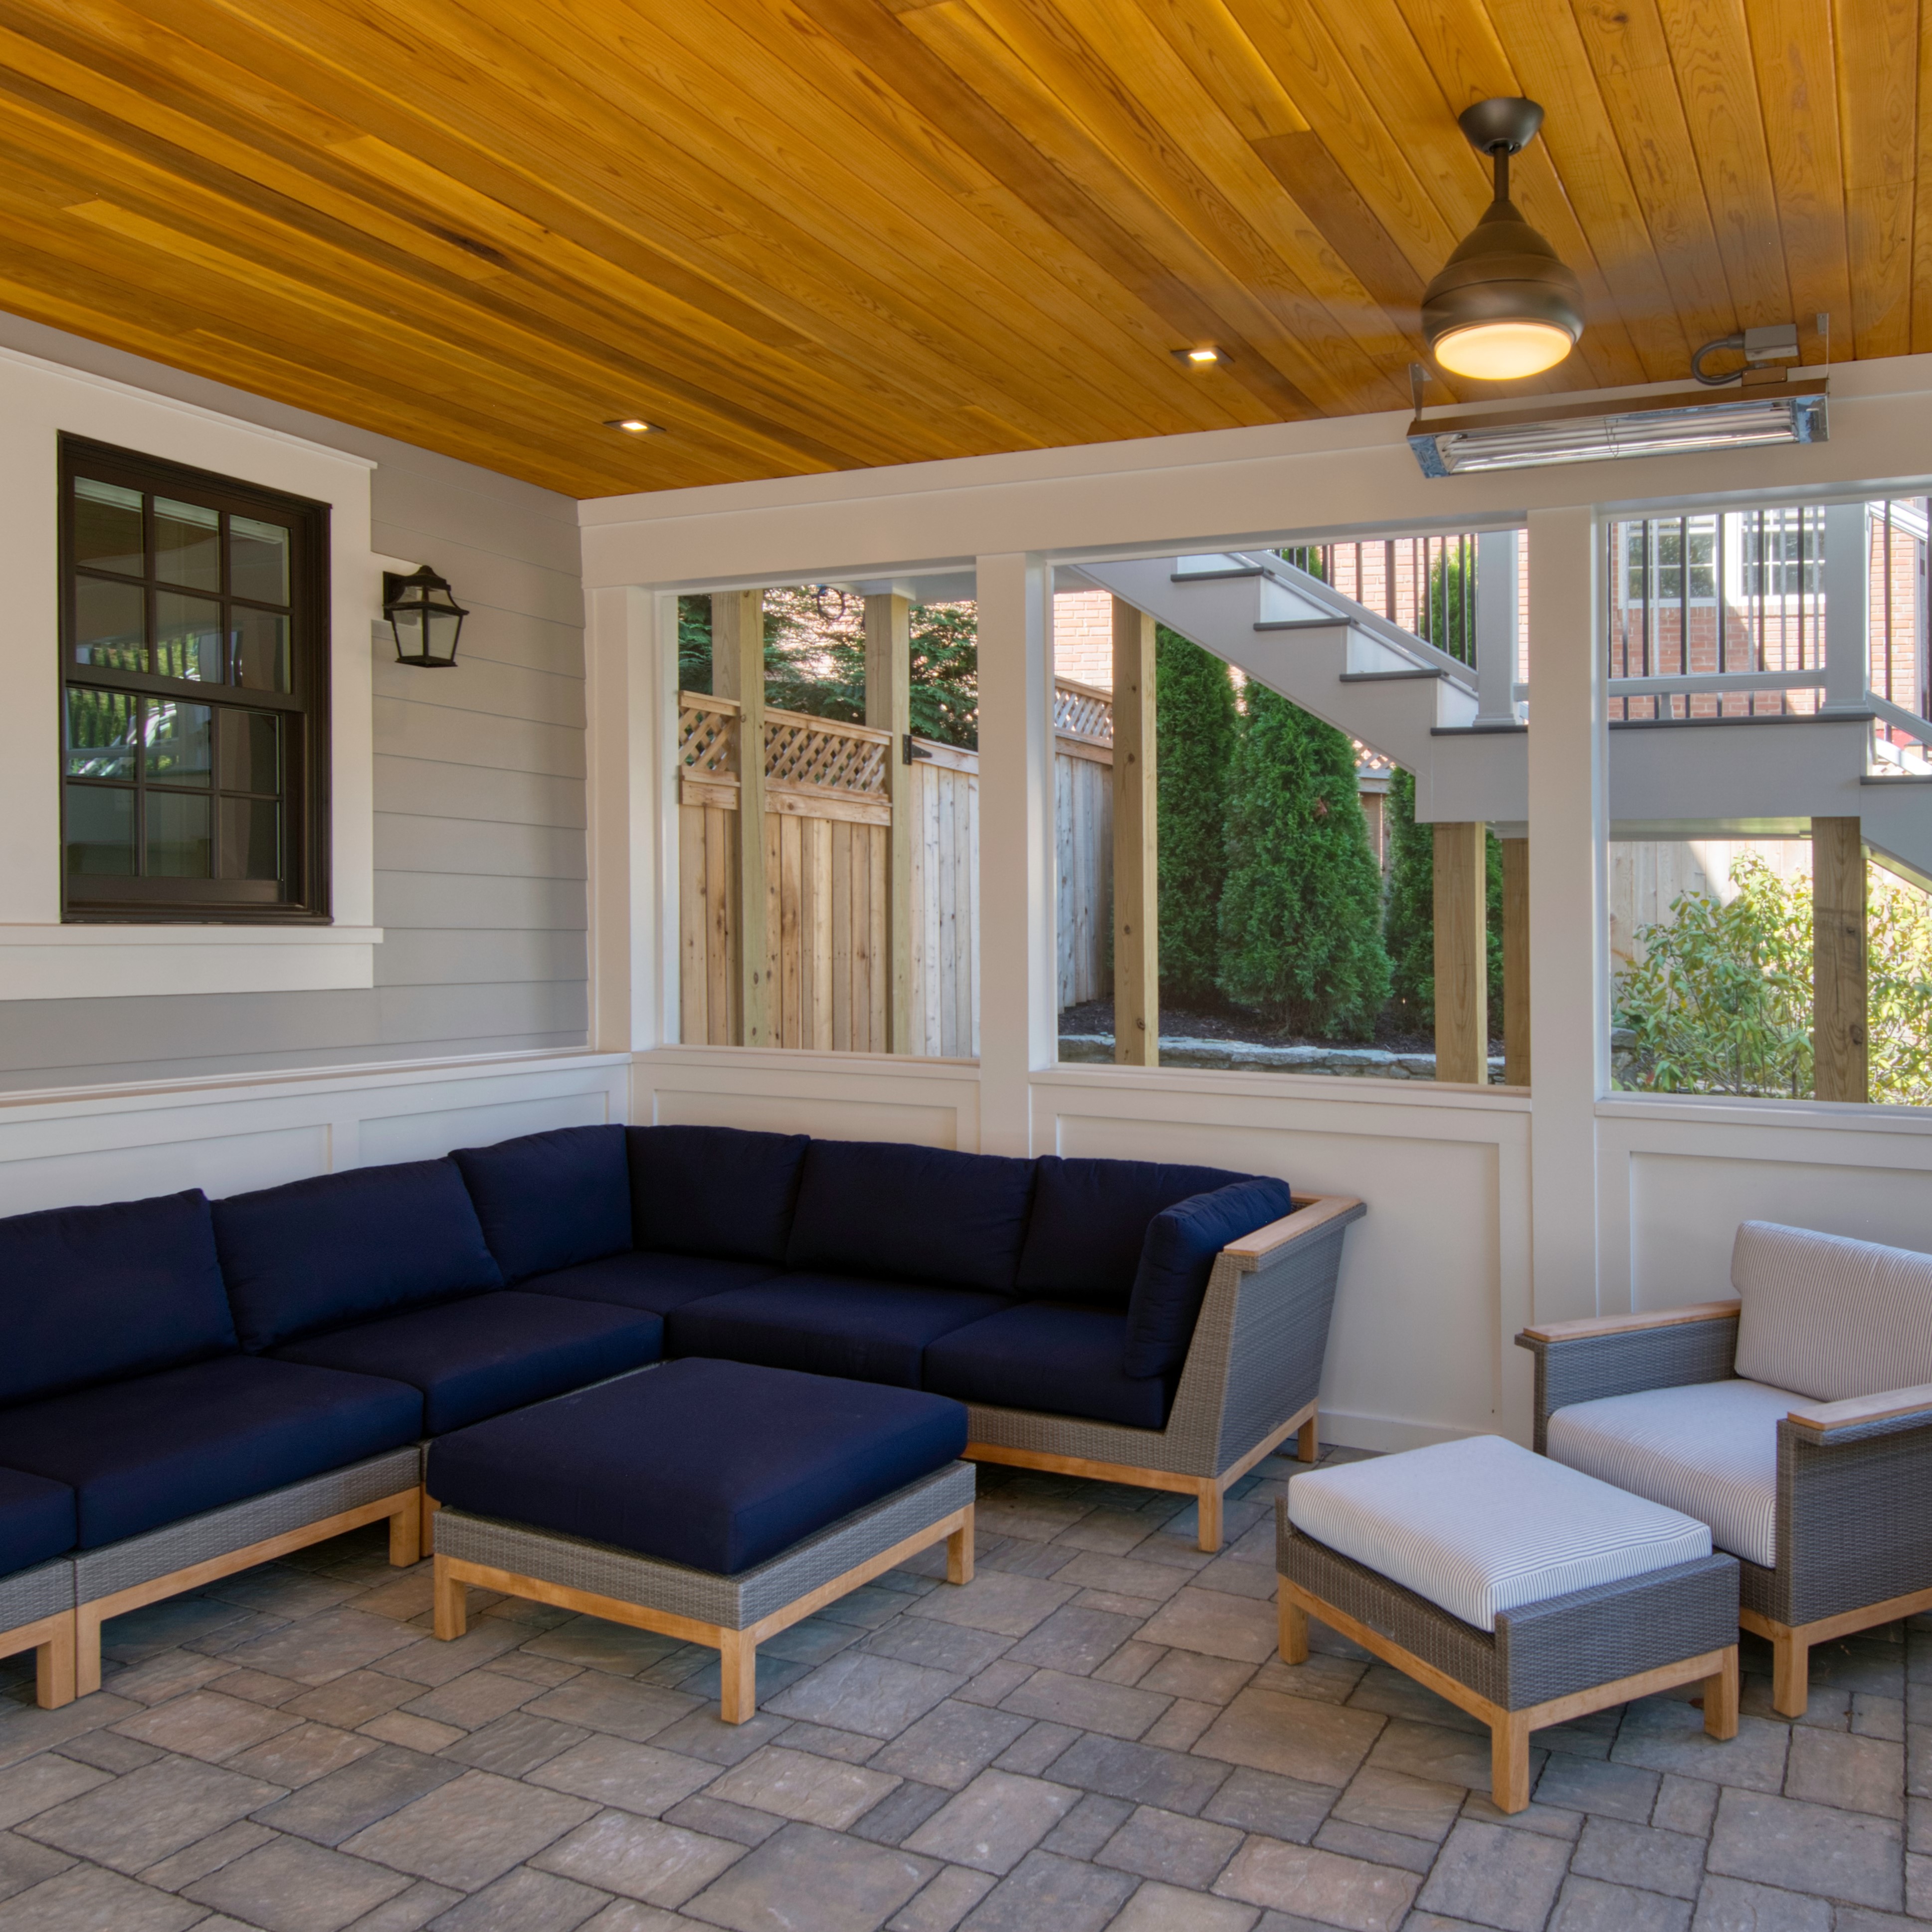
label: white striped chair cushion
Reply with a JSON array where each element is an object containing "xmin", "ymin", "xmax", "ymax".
[
  {"xmin": 1733, "ymin": 1220, "xmax": 1932, "ymax": 1403},
  {"xmin": 1547, "ymin": 1379, "xmax": 1789, "ymax": 1569},
  {"xmin": 1286, "ymin": 1434, "xmax": 1711, "ymax": 1632}
]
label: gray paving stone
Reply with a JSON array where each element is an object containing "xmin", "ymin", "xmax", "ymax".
[
  {"xmin": 0, "ymin": 1827, "xmax": 73, "ymax": 1903},
  {"xmin": 1571, "ymin": 1815, "xmax": 1707, "ymax": 1899},
  {"xmin": 1363, "ymin": 1716, "xmax": 1502, "ymax": 1794},
  {"xmin": 708, "ymin": 1746, "xmax": 899, "ymax": 1830},
  {"xmin": 529, "ymin": 1735, "xmax": 722, "ymax": 1818},
  {"xmin": 904, "ymin": 1573, "xmax": 1075, "ymax": 1639},
  {"xmin": 1045, "ymin": 1732, "xmax": 1230, "ymax": 1815},
  {"xmin": 1003, "ymin": 1608, "xmax": 1142, "ymax": 1675},
  {"xmin": 1785, "ymin": 1726, "xmax": 1907, "ymax": 1817},
  {"xmin": 525, "ymin": 1677, "xmax": 704, "ymax": 1746},
  {"xmin": 1193, "ymin": 1554, "xmax": 1277, "ymax": 1602},
  {"xmin": 999, "ymin": 1668, "xmax": 1170, "ymax": 1740},
  {"xmin": 643, "ymin": 1708, "xmax": 793, "ymax": 1768},
  {"xmin": 341, "ymin": 1769, "xmax": 596, "ymax": 1891},
  {"xmin": 1653, "ymin": 1774, "xmax": 1720, "ymax": 1836},
  {"xmin": 1329, "ymin": 1763, "xmax": 1462, "ymax": 1842},
  {"xmin": 903, "ymin": 1769, "xmax": 1078, "ymax": 1875},
  {"xmin": 1534, "ymin": 1752, "xmax": 1660, "ymax": 1822},
  {"xmin": 958, "ymin": 1848, "xmax": 1137, "ymax": 1932},
  {"xmin": 1708, "ymin": 1786, "xmax": 1905, "ymax": 1911},
  {"xmin": 1109, "ymin": 1877, "xmax": 1258, "ymax": 1932},
  {"xmin": 220, "ymin": 1610, "xmax": 421, "ymax": 1686},
  {"xmin": 1193, "ymin": 1688, "xmax": 1384, "ymax": 1785},
  {"xmin": 1342, "ymin": 1663, "xmax": 1488, "ymax": 1737},
  {"xmin": 1550, "ymin": 1875, "xmax": 1693, "ymax": 1932},
  {"xmin": 1459, "ymin": 1791, "xmax": 1583, "ymax": 1840},
  {"xmin": 1096, "ymin": 1803, "xmax": 1243, "ymax": 1888},
  {"xmin": 252, "ymin": 1743, "xmax": 464, "ymax": 1845},
  {"xmin": 400, "ymin": 1670, "xmax": 537, "ymax": 1731},
  {"xmin": 851, "ymin": 1781, "xmax": 952, "ymax": 1847},
  {"xmin": 1, "ymin": 1861, "xmax": 208, "ymax": 1931},
  {"xmin": 1093, "ymin": 1641, "xmax": 1162, "ymax": 1687},
  {"xmin": 1690, "ymin": 1876, "xmax": 1834, "ymax": 1931},
  {"xmin": 1039, "ymin": 1792, "xmax": 1134, "ymax": 1858},
  {"xmin": 19, "ymin": 1753, "xmax": 283, "ymax": 1874},
  {"xmin": 0, "ymin": 1751, "xmax": 111, "ymax": 1828},
  {"xmin": 522, "ymin": 1618, "xmax": 689, "ymax": 1678},
  {"xmin": 54, "ymin": 1729, "xmax": 166, "ymax": 1773},
  {"xmin": 1136, "ymin": 1590, "xmax": 1279, "ymax": 1665},
  {"xmin": 1141, "ymin": 1697, "xmax": 1218, "ymax": 1752},
  {"xmin": 953, "ymin": 1662, "xmax": 1034, "ymax": 1710},
  {"xmin": 1048, "ymin": 1555, "xmax": 1189, "ymax": 1603},
  {"xmin": 777, "ymin": 1722, "xmax": 887, "ymax": 1766},
  {"xmin": 534, "ymin": 1809, "xmax": 747, "ymax": 1908},
  {"xmin": 135, "ymin": 1818, "xmax": 276, "ymax": 1889},
  {"xmin": 885, "ymin": 1865, "xmax": 997, "ymax": 1932},
  {"xmin": 861, "ymin": 1619, "xmax": 1015, "ymax": 1679},
  {"xmin": 284, "ymin": 1670, "xmax": 420, "ymax": 1731},
  {"xmin": 682, "ymin": 1820, "xmax": 934, "ymax": 1932},
  {"xmin": 1612, "ymin": 1700, "xmax": 1791, "ymax": 1792},
  {"xmin": 1213, "ymin": 1835, "xmax": 1420, "ymax": 1931},
  {"xmin": 1200, "ymin": 1767, "xmax": 1337, "ymax": 1844},
  {"xmin": 1137, "ymin": 1652, "xmax": 1255, "ymax": 1706},
  {"xmin": 872, "ymin": 1704, "xmax": 1031, "ymax": 1791},
  {"xmin": 1415, "ymin": 1818, "xmax": 1573, "ymax": 1932},
  {"xmin": 658, "ymin": 1784, "xmax": 793, "ymax": 1850},
  {"xmin": 769, "ymin": 1652, "xmax": 963, "ymax": 1741},
  {"xmin": 226, "ymin": 1721, "xmax": 381, "ymax": 1789},
  {"xmin": 1857, "ymin": 1695, "xmax": 1908, "ymax": 1742},
  {"xmin": 424, "ymin": 1864, "xmax": 611, "ymax": 1931},
  {"xmin": 183, "ymin": 1834, "xmax": 414, "ymax": 1932},
  {"xmin": 989, "ymin": 1721, "xmax": 1081, "ymax": 1776}
]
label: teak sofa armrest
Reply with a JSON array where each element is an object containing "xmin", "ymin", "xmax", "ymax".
[
  {"xmin": 1787, "ymin": 1382, "xmax": 1932, "ymax": 1440},
  {"xmin": 1517, "ymin": 1300, "xmax": 1740, "ymax": 1347},
  {"xmin": 1223, "ymin": 1194, "xmax": 1363, "ymax": 1263}
]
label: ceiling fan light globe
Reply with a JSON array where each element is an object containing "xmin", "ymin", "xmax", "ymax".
[{"xmin": 1432, "ymin": 319, "xmax": 1576, "ymax": 380}]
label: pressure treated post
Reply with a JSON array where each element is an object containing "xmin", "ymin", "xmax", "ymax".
[
  {"xmin": 1502, "ymin": 835, "xmax": 1530, "ymax": 1086},
  {"xmin": 1433, "ymin": 821, "xmax": 1488, "ymax": 1085},
  {"xmin": 1812, "ymin": 816, "xmax": 1868, "ymax": 1102},
  {"xmin": 1111, "ymin": 597, "xmax": 1159, "ymax": 1066},
  {"xmin": 865, "ymin": 593, "xmax": 914, "ymax": 1054},
  {"xmin": 713, "ymin": 590, "xmax": 770, "ymax": 1048}
]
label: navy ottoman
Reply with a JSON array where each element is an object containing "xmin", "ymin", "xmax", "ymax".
[{"xmin": 425, "ymin": 1358, "xmax": 975, "ymax": 1721}]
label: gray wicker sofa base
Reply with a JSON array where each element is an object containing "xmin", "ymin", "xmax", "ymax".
[
  {"xmin": 1277, "ymin": 1511, "xmax": 1740, "ymax": 1814},
  {"xmin": 433, "ymin": 1464, "xmax": 975, "ymax": 1723},
  {"xmin": 966, "ymin": 1195, "xmax": 1363, "ymax": 1553}
]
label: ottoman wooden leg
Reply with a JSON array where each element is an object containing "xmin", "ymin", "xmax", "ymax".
[
  {"xmin": 1705, "ymin": 1646, "xmax": 1739, "ymax": 1739},
  {"xmin": 388, "ymin": 1492, "xmax": 422, "ymax": 1568},
  {"xmin": 1770, "ymin": 1629, "xmax": 1809, "ymax": 1719},
  {"xmin": 947, "ymin": 1505, "xmax": 975, "ymax": 1585},
  {"xmin": 1278, "ymin": 1591, "xmax": 1309, "ymax": 1665},
  {"xmin": 1490, "ymin": 1711, "xmax": 1533, "ymax": 1814},
  {"xmin": 719, "ymin": 1631, "xmax": 758, "ymax": 1724},
  {"xmin": 432, "ymin": 1558, "xmax": 468, "ymax": 1640},
  {"xmin": 1195, "ymin": 1482, "xmax": 1224, "ymax": 1555},
  {"xmin": 1297, "ymin": 1412, "xmax": 1319, "ymax": 1463}
]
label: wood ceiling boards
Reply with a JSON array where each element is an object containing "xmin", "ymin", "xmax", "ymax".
[{"xmin": 0, "ymin": 0, "xmax": 1920, "ymax": 498}]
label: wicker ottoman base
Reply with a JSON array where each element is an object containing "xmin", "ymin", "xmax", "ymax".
[
  {"xmin": 433, "ymin": 1462, "xmax": 975, "ymax": 1723},
  {"xmin": 1279, "ymin": 1514, "xmax": 1739, "ymax": 1813}
]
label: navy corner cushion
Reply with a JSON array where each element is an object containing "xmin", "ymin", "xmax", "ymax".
[
  {"xmin": 0, "ymin": 1468, "xmax": 78, "ymax": 1575},
  {"xmin": 925, "ymin": 1302, "xmax": 1174, "ymax": 1430},
  {"xmin": 1122, "ymin": 1176, "xmax": 1296, "ymax": 1380},
  {"xmin": 275, "ymin": 1290, "xmax": 662, "ymax": 1436},
  {"xmin": 215, "ymin": 1159, "xmax": 504, "ymax": 1352},
  {"xmin": 0, "ymin": 1189, "xmax": 235, "ymax": 1410},
  {"xmin": 452, "ymin": 1125, "xmax": 630, "ymax": 1285},
  {"xmin": 786, "ymin": 1139, "xmax": 1037, "ymax": 1293},
  {"xmin": 629, "ymin": 1125, "xmax": 808, "ymax": 1266},
  {"xmin": 429, "ymin": 1357, "xmax": 966, "ymax": 1575},
  {"xmin": 1016, "ymin": 1156, "xmax": 1255, "ymax": 1306},
  {"xmin": 0, "ymin": 1355, "xmax": 422, "ymax": 1549},
  {"xmin": 520, "ymin": 1250, "xmax": 783, "ymax": 1317}
]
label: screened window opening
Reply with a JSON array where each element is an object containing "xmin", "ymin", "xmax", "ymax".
[{"xmin": 60, "ymin": 440, "xmax": 328, "ymax": 918}]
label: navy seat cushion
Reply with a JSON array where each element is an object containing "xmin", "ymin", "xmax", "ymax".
[
  {"xmin": 429, "ymin": 1357, "xmax": 966, "ymax": 1575},
  {"xmin": 215, "ymin": 1159, "xmax": 504, "ymax": 1351},
  {"xmin": 0, "ymin": 1468, "xmax": 77, "ymax": 1575},
  {"xmin": 1016, "ymin": 1157, "xmax": 1256, "ymax": 1307},
  {"xmin": 0, "ymin": 1189, "xmax": 235, "ymax": 1409},
  {"xmin": 628, "ymin": 1125, "xmax": 808, "ymax": 1266},
  {"xmin": 667, "ymin": 1275, "xmax": 1006, "ymax": 1388},
  {"xmin": 452, "ymin": 1126, "xmax": 630, "ymax": 1284},
  {"xmin": 0, "ymin": 1356, "xmax": 422, "ymax": 1549},
  {"xmin": 924, "ymin": 1303, "xmax": 1174, "ymax": 1430},
  {"xmin": 273, "ymin": 1291, "xmax": 663, "ymax": 1436},
  {"xmin": 518, "ymin": 1251, "xmax": 783, "ymax": 1317},
  {"xmin": 785, "ymin": 1140, "xmax": 1037, "ymax": 1293},
  {"xmin": 1123, "ymin": 1177, "xmax": 1297, "ymax": 1379}
]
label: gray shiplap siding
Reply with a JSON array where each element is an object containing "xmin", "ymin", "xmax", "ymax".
[{"xmin": 0, "ymin": 316, "xmax": 588, "ymax": 1092}]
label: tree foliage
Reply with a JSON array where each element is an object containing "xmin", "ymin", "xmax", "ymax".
[
  {"xmin": 1614, "ymin": 851, "xmax": 1932, "ymax": 1104},
  {"xmin": 1216, "ymin": 683, "xmax": 1390, "ymax": 1038},
  {"xmin": 1155, "ymin": 626, "xmax": 1237, "ymax": 1008},
  {"xmin": 1379, "ymin": 768, "xmax": 1503, "ymax": 1035}
]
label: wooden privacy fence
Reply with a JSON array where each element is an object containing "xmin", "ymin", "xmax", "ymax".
[{"xmin": 678, "ymin": 681, "xmax": 1113, "ymax": 1055}]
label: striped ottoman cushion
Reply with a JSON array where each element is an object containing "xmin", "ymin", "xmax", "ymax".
[{"xmin": 1287, "ymin": 1434, "xmax": 1712, "ymax": 1631}]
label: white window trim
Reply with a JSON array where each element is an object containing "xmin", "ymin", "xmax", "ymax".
[{"xmin": 0, "ymin": 344, "xmax": 383, "ymax": 995}]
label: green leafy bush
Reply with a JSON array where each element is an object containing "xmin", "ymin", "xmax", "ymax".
[
  {"xmin": 1380, "ymin": 768, "xmax": 1503, "ymax": 1035},
  {"xmin": 1155, "ymin": 627, "xmax": 1237, "ymax": 1007}
]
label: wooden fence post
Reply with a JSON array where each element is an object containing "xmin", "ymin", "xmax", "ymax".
[
  {"xmin": 1502, "ymin": 835, "xmax": 1530, "ymax": 1086},
  {"xmin": 1111, "ymin": 599, "xmax": 1159, "ymax": 1066},
  {"xmin": 865, "ymin": 593, "xmax": 914, "ymax": 1054},
  {"xmin": 1812, "ymin": 816, "xmax": 1868, "ymax": 1102},
  {"xmin": 713, "ymin": 590, "xmax": 770, "ymax": 1048},
  {"xmin": 1433, "ymin": 821, "xmax": 1488, "ymax": 1085}
]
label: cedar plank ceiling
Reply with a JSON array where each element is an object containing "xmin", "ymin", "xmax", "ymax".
[{"xmin": 0, "ymin": 0, "xmax": 1922, "ymax": 497}]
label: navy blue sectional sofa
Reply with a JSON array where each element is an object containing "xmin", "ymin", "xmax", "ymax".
[{"xmin": 0, "ymin": 1123, "xmax": 1361, "ymax": 1707}]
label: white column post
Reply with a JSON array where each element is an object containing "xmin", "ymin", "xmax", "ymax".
[
  {"xmin": 1475, "ymin": 529, "xmax": 1521, "ymax": 726},
  {"xmin": 974, "ymin": 552, "xmax": 1055, "ymax": 1156},
  {"xmin": 1525, "ymin": 507, "xmax": 1606, "ymax": 1322},
  {"xmin": 1822, "ymin": 501, "xmax": 1870, "ymax": 714}
]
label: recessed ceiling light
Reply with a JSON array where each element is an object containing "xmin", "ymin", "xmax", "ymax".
[
  {"xmin": 604, "ymin": 418, "xmax": 663, "ymax": 435},
  {"xmin": 1173, "ymin": 346, "xmax": 1226, "ymax": 366}
]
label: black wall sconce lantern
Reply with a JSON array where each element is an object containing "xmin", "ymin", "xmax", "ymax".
[{"xmin": 384, "ymin": 566, "xmax": 468, "ymax": 668}]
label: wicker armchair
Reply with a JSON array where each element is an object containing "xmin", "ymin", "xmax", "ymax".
[{"xmin": 1517, "ymin": 1281, "xmax": 1932, "ymax": 1718}]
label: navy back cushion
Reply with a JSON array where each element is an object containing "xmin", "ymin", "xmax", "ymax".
[
  {"xmin": 215, "ymin": 1159, "xmax": 504, "ymax": 1352},
  {"xmin": 628, "ymin": 1125, "xmax": 808, "ymax": 1266},
  {"xmin": 1122, "ymin": 1177, "xmax": 1297, "ymax": 1380},
  {"xmin": 452, "ymin": 1126, "xmax": 630, "ymax": 1284},
  {"xmin": 786, "ymin": 1139, "xmax": 1037, "ymax": 1294},
  {"xmin": 0, "ymin": 1189, "xmax": 235, "ymax": 1409},
  {"xmin": 1017, "ymin": 1156, "xmax": 1255, "ymax": 1306}
]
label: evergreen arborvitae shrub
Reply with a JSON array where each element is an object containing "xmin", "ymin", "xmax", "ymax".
[
  {"xmin": 1217, "ymin": 684, "xmax": 1390, "ymax": 1039},
  {"xmin": 1155, "ymin": 627, "xmax": 1237, "ymax": 1008},
  {"xmin": 1381, "ymin": 766, "xmax": 1504, "ymax": 1037}
]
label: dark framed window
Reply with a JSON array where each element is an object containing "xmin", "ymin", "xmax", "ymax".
[{"xmin": 59, "ymin": 438, "xmax": 330, "ymax": 921}]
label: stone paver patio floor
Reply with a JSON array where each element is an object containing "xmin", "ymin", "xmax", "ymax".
[{"xmin": 0, "ymin": 1449, "xmax": 1924, "ymax": 1932}]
